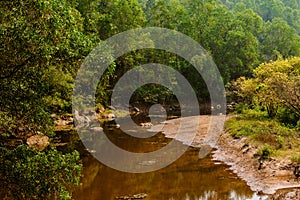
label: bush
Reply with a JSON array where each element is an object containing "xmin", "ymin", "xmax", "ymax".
[
  {"xmin": 231, "ymin": 57, "xmax": 300, "ymax": 119},
  {"xmin": 276, "ymin": 135, "xmax": 285, "ymax": 149},
  {"xmin": 276, "ymin": 107, "xmax": 299, "ymax": 128},
  {"xmin": 0, "ymin": 112, "xmax": 16, "ymax": 137},
  {"xmin": 233, "ymin": 103, "xmax": 249, "ymax": 114},
  {"xmin": 0, "ymin": 145, "xmax": 82, "ymax": 199},
  {"xmin": 242, "ymin": 106, "xmax": 269, "ymax": 120},
  {"xmin": 291, "ymin": 156, "xmax": 300, "ymax": 164},
  {"xmin": 256, "ymin": 145, "xmax": 272, "ymax": 160}
]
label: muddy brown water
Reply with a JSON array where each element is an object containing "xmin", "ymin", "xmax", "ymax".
[{"xmin": 72, "ymin": 116, "xmax": 270, "ymax": 200}]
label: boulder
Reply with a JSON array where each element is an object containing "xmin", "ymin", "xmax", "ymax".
[
  {"xmin": 26, "ymin": 134, "xmax": 49, "ymax": 151},
  {"xmin": 140, "ymin": 122, "xmax": 153, "ymax": 127}
]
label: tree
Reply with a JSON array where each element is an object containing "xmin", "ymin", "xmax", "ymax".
[
  {"xmin": 253, "ymin": 57, "xmax": 300, "ymax": 117},
  {"xmin": 259, "ymin": 18, "xmax": 300, "ymax": 61},
  {"xmin": 256, "ymin": 0, "xmax": 284, "ymax": 21},
  {"xmin": 199, "ymin": 4, "xmax": 260, "ymax": 81},
  {"xmin": 147, "ymin": 0, "xmax": 187, "ymax": 30},
  {"xmin": 93, "ymin": 0, "xmax": 146, "ymax": 40},
  {"xmin": 0, "ymin": 0, "xmax": 91, "ymax": 133},
  {"xmin": 224, "ymin": 0, "xmax": 300, "ymax": 33},
  {"xmin": 236, "ymin": 57, "xmax": 300, "ymax": 118},
  {"xmin": 0, "ymin": 1, "xmax": 89, "ymax": 197},
  {"xmin": 0, "ymin": 145, "xmax": 82, "ymax": 199}
]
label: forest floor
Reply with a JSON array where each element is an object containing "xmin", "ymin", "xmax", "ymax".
[{"xmin": 151, "ymin": 115, "xmax": 300, "ymax": 197}]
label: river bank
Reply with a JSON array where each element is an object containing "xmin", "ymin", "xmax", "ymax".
[
  {"xmin": 213, "ymin": 131, "xmax": 300, "ymax": 195},
  {"xmin": 152, "ymin": 115, "xmax": 300, "ymax": 198}
]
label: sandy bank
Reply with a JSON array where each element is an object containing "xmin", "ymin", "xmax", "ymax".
[
  {"xmin": 150, "ymin": 115, "xmax": 300, "ymax": 196},
  {"xmin": 213, "ymin": 131, "xmax": 300, "ymax": 194}
]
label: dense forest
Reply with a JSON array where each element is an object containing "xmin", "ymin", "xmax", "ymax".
[{"xmin": 0, "ymin": 0, "xmax": 299, "ymax": 199}]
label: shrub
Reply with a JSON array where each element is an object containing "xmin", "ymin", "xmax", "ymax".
[
  {"xmin": 276, "ymin": 107, "xmax": 299, "ymax": 128},
  {"xmin": 231, "ymin": 57, "xmax": 300, "ymax": 119},
  {"xmin": 256, "ymin": 145, "xmax": 272, "ymax": 160},
  {"xmin": 233, "ymin": 103, "xmax": 249, "ymax": 114},
  {"xmin": 291, "ymin": 156, "xmax": 300, "ymax": 164},
  {"xmin": 276, "ymin": 135, "xmax": 285, "ymax": 149},
  {"xmin": 0, "ymin": 145, "xmax": 82, "ymax": 199}
]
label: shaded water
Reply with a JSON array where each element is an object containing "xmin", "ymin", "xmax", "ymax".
[{"xmin": 72, "ymin": 117, "xmax": 268, "ymax": 200}]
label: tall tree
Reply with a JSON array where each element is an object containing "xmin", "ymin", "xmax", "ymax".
[
  {"xmin": 0, "ymin": 0, "xmax": 91, "ymax": 133},
  {"xmin": 259, "ymin": 18, "xmax": 300, "ymax": 61}
]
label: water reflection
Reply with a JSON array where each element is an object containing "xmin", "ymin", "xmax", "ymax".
[{"xmin": 73, "ymin": 119, "xmax": 268, "ymax": 200}]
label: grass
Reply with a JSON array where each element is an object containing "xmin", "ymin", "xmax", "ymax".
[
  {"xmin": 291, "ymin": 155, "xmax": 300, "ymax": 164},
  {"xmin": 226, "ymin": 107, "xmax": 300, "ymax": 161}
]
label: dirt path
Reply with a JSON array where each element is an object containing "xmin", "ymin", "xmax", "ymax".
[{"xmin": 150, "ymin": 115, "xmax": 300, "ymax": 196}]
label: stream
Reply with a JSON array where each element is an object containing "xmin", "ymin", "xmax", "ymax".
[{"xmin": 70, "ymin": 115, "xmax": 270, "ymax": 200}]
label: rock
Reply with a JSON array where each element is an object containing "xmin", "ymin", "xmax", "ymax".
[
  {"xmin": 74, "ymin": 110, "xmax": 90, "ymax": 127},
  {"xmin": 69, "ymin": 117, "xmax": 73, "ymax": 121},
  {"xmin": 227, "ymin": 102, "xmax": 237, "ymax": 111},
  {"xmin": 107, "ymin": 113, "xmax": 116, "ymax": 120},
  {"xmin": 293, "ymin": 166, "xmax": 300, "ymax": 181},
  {"xmin": 84, "ymin": 115, "xmax": 91, "ymax": 123},
  {"xmin": 129, "ymin": 106, "xmax": 140, "ymax": 113},
  {"xmin": 116, "ymin": 193, "xmax": 148, "ymax": 200},
  {"xmin": 139, "ymin": 122, "xmax": 153, "ymax": 127},
  {"xmin": 109, "ymin": 123, "xmax": 120, "ymax": 128},
  {"xmin": 54, "ymin": 118, "xmax": 73, "ymax": 126},
  {"xmin": 89, "ymin": 150, "xmax": 96, "ymax": 153},
  {"xmin": 27, "ymin": 134, "xmax": 49, "ymax": 151},
  {"xmin": 138, "ymin": 160, "xmax": 156, "ymax": 166},
  {"xmin": 89, "ymin": 126, "xmax": 103, "ymax": 132},
  {"xmin": 54, "ymin": 119, "xmax": 63, "ymax": 126},
  {"xmin": 50, "ymin": 113, "xmax": 57, "ymax": 119},
  {"xmin": 108, "ymin": 105, "xmax": 116, "ymax": 110},
  {"xmin": 133, "ymin": 107, "xmax": 140, "ymax": 112}
]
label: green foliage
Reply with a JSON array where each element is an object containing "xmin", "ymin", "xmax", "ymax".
[
  {"xmin": 259, "ymin": 18, "xmax": 300, "ymax": 60},
  {"xmin": 73, "ymin": 0, "xmax": 300, "ymax": 105},
  {"xmin": 43, "ymin": 66, "xmax": 75, "ymax": 113},
  {"xmin": 147, "ymin": 0, "xmax": 187, "ymax": 30},
  {"xmin": 226, "ymin": 108, "xmax": 299, "ymax": 159},
  {"xmin": 233, "ymin": 57, "xmax": 300, "ymax": 119},
  {"xmin": 76, "ymin": 0, "xmax": 146, "ymax": 40},
  {"xmin": 291, "ymin": 155, "xmax": 300, "ymax": 164},
  {"xmin": 256, "ymin": 145, "xmax": 272, "ymax": 160},
  {"xmin": 276, "ymin": 135, "xmax": 285, "ymax": 149},
  {"xmin": 0, "ymin": 0, "xmax": 92, "ymax": 135},
  {"xmin": 0, "ymin": 145, "xmax": 82, "ymax": 199},
  {"xmin": 226, "ymin": 112, "xmax": 270, "ymax": 139},
  {"xmin": 0, "ymin": 0, "xmax": 87, "ymax": 190},
  {"xmin": 223, "ymin": 0, "xmax": 300, "ymax": 33},
  {"xmin": 277, "ymin": 107, "xmax": 299, "ymax": 128},
  {"xmin": 131, "ymin": 84, "xmax": 176, "ymax": 105},
  {"xmin": 0, "ymin": 112, "xmax": 18, "ymax": 137},
  {"xmin": 233, "ymin": 103, "xmax": 250, "ymax": 114}
]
